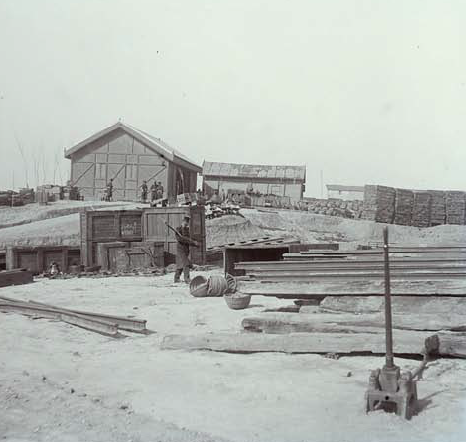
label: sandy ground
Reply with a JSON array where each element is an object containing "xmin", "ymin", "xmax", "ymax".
[
  {"xmin": 2, "ymin": 204, "xmax": 466, "ymax": 250},
  {"xmin": 2, "ymin": 270, "xmax": 466, "ymax": 442}
]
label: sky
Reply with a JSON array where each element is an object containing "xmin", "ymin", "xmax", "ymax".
[{"xmin": 0, "ymin": 0, "xmax": 465, "ymax": 197}]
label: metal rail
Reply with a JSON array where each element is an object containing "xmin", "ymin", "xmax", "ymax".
[
  {"xmin": 0, "ymin": 296, "xmax": 147, "ymax": 334},
  {"xmin": 0, "ymin": 302, "xmax": 120, "ymax": 337}
]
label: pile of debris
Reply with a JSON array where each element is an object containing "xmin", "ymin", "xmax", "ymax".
[
  {"xmin": 205, "ymin": 203, "xmax": 241, "ymax": 219},
  {"xmin": 298, "ymin": 198, "xmax": 363, "ymax": 219},
  {"xmin": 0, "ymin": 188, "xmax": 35, "ymax": 207}
]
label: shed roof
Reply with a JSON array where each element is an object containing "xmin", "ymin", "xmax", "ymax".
[
  {"xmin": 202, "ymin": 161, "xmax": 306, "ymax": 181},
  {"xmin": 326, "ymin": 184, "xmax": 365, "ymax": 192},
  {"xmin": 64, "ymin": 122, "xmax": 202, "ymax": 172}
]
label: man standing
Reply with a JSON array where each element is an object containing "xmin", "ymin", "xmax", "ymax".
[
  {"xmin": 174, "ymin": 215, "xmax": 198, "ymax": 283},
  {"xmin": 150, "ymin": 182, "xmax": 157, "ymax": 202},
  {"xmin": 156, "ymin": 181, "xmax": 164, "ymax": 200},
  {"xmin": 140, "ymin": 180, "xmax": 148, "ymax": 202},
  {"xmin": 105, "ymin": 178, "xmax": 113, "ymax": 201}
]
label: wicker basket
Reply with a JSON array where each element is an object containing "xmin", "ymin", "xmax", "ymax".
[
  {"xmin": 224, "ymin": 292, "xmax": 251, "ymax": 310},
  {"xmin": 189, "ymin": 275, "xmax": 209, "ymax": 297}
]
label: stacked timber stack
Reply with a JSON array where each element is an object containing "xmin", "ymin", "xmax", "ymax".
[
  {"xmin": 445, "ymin": 191, "xmax": 466, "ymax": 225},
  {"xmin": 429, "ymin": 190, "xmax": 446, "ymax": 226},
  {"xmin": 393, "ymin": 188, "xmax": 413, "ymax": 226},
  {"xmin": 163, "ymin": 246, "xmax": 466, "ymax": 359},
  {"xmin": 411, "ymin": 191, "xmax": 431, "ymax": 228},
  {"xmin": 362, "ymin": 185, "xmax": 395, "ymax": 223}
]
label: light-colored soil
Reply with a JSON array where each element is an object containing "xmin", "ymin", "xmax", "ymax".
[
  {"xmin": 1, "ymin": 271, "xmax": 466, "ymax": 442},
  {"xmin": 1, "ymin": 205, "xmax": 465, "ymax": 250}
]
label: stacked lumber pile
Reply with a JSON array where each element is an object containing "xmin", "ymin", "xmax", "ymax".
[
  {"xmin": 233, "ymin": 247, "xmax": 466, "ymax": 284},
  {"xmin": 393, "ymin": 188, "xmax": 414, "ymax": 226},
  {"xmin": 362, "ymin": 185, "xmax": 395, "ymax": 223},
  {"xmin": 162, "ymin": 246, "xmax": 466, "ymax": 358},
  {"xmin": 445, "ymin": 191, "xmax": 466, "ymax": 225},
  {"xmin": 429, "ymin": 190, "xmax": 446, "ymax": 226},
  {"xmin": 411, "ymin": 191, "xmax": 432, "ymax": 228}
]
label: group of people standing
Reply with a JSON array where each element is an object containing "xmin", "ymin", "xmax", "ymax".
[
  {"xmin": 104, "ymin": 179, "xmax": 164, "ymax": 203},
  {"xmin": 140, "ymin": 180, "xmax": 164, "ymax": 203}
]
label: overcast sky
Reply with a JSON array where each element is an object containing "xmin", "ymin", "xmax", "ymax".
[{"xmin": 0, "ymin": 0, "xmax": 464, "ymax": 196}]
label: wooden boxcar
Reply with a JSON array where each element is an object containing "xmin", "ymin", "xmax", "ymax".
[{"xmin": 81, "ymin": 206, "xmax": 206, "ymax": 267}]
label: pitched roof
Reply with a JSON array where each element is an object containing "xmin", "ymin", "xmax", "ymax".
[
  {"xmin": 326, "ymin": 184, "xmax": 365, "ymax": 192},
  {"xmin": 202, "ymin": 161, "xmax": 306, "ymax": 181},
  {"xmin": 64, "ymin": 122, "xmax": 202, "ymax": 172}
]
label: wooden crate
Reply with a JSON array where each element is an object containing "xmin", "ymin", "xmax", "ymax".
[
  {"xmin": 5, "ymin": 246, "xmax": 80, "ymax": 274},
  {"xmin": 142, "ymin": 206, "xmax": 206, "ymax": 265},
  {"xmin": 80, "ymin": 209, "xmax": 143, "ymax": 266},
  {"xmin": 0, "ymin": 269, "xmax": 34, "ymax": 287}
]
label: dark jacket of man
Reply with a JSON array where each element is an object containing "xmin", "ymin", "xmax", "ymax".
[{"xmin": 175, "ymin": 225, "xmax": 191, "ymax": 269}]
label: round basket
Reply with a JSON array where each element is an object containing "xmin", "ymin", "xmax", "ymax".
[
  {"xmin": 224, "ymin": 293, "xmax": 251, "ymax": 310},
  {"xmin": 189, "ymin": 275, "xmax": 209, "ymax": 297}
]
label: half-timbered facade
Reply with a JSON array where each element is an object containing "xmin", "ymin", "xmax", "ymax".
[{"xmin": 64, "ymin": 122, "xmax": 202, "ymax": 202}]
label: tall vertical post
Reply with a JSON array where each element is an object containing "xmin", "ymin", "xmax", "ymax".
[{"xmin": 383, "ymin": 227, "xmax": 394, "ymax": 368}]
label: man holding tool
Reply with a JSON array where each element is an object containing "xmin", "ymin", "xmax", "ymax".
[{"xmin": 166, "ymin": 217, "xmax": 199, "ymax": 284}]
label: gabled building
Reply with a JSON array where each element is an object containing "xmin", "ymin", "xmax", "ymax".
[
  {"xmin": 64, "ymin": 122, "xmax": 202, "ymax": 202},
  {"xmin": 202, "ymin": 161, "xmax": 306, "ymax": 202}
]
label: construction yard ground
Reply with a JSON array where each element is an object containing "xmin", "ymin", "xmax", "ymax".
[
  {"xmin": 1, "ymin": 271, "xmax": 466, "ymax": 442},
  {"xmin": 1, "ymin": 202, "xmax": 466, "ymax": 441}
]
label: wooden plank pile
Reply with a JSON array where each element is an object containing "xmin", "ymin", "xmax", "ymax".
[
  {"xmin": 411, "ymin": 191, "xmax": 432, "ymax": 228},
  {"xmin": 445, "ymin": 191, "xmax": 466, "ymax": 225},
  {"xmin": 428, "ymin": 190, "xmax": 446, "ymax": 226},
  {"xmin": 362, "ymin": 185, "xmax": 395, "ymax": 223},
  {"xmin": 162, "ymin": 246, "xmax": 466, "ymax": 358},
  {"xmin": 393, "ymin": 188, "xmax": 414, "ymax": 226},
  {"xmin": 233, "ymin": 247, "xmax": 466, "ymax": 284}
]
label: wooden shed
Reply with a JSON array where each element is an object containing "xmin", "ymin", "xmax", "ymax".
[
  {"xmin": 202, "ymin": 161, "xmax": 306, "ymax": 203},
  {"xmin": 65, "ymin": 122, "xmax": 202, "ymax": 202}
]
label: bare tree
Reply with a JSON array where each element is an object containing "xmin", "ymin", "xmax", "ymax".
[{"xmin": 14, "ymin": 133, "xmax": 29, "ymax": 188}]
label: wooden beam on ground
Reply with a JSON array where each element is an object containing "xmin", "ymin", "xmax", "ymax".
[
  {"xmin": 161, "ymin": 332, "xmax": 466, "ymax": 358},
  {"xmin": 316, "ymin": 296, "xmax": 466, "ymax": 315},
  {"xmin": 238, "ymin": 280, "xmax": 466, "ymax": 297},
  {"xmin": 241, "ymin": 312, "xmax": 466, "ymax": 333}
]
